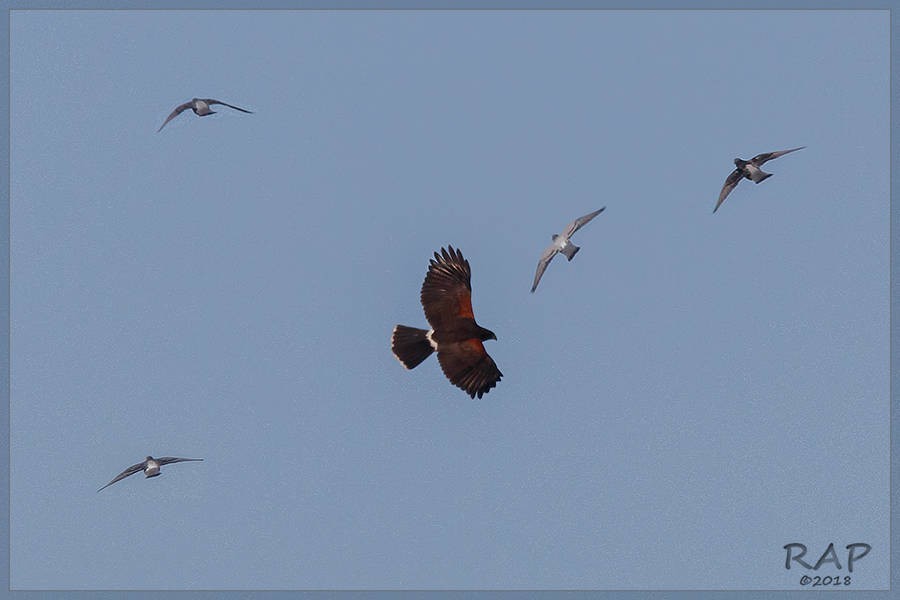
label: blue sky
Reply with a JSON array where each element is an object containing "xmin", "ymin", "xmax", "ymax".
[{"xmin": 9, "ymin": 8, "xmax": 889, "ymax": 590}]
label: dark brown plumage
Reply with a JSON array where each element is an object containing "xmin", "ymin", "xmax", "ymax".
[{"xmin": 391, "ymin": 246, "xmax": 502, "ymax": 399}]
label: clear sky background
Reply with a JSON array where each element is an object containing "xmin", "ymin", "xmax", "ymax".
[{"xmin": 9, "ymin": 9, "xmax": 889, "ymax": 590}]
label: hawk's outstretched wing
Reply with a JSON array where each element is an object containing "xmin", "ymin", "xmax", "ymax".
[
  {"xmin": 436, "ymin": 339, "xmax": 503, "ymax": 399},
  {"xmin": 420, "ymin": 246, "xmax": 474, "ymax": 333}
]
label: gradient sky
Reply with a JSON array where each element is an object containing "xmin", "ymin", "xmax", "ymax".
[{"xmin": 9, "ymin": 8, "xmax": 889, "ymax": 591}]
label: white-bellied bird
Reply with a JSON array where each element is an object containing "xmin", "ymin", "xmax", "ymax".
[{"xmin": 531, "ymin": 207, "xmax": 605, "ymax": 293}]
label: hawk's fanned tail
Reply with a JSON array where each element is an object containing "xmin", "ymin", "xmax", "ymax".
[{"xmin": 391, "ymin": 325, "xmax": 434, "ymax": 370}]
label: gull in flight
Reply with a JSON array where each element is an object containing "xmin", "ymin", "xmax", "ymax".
[
  {"xmin": 157, "ymin": 98, "xmax": 253, "ymax": 132},
  {"xmin": 98, "ymin": 455, "xmax": 203, "ymax": 492},
  {"xmin": 531, "ymin": 208, "xmax": 605, "ymax": 293},
  {"xmin": 714, "ymin": 146, "xmax": 805, "ymax": 213}
]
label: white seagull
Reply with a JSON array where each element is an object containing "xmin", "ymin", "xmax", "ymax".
[{"xmin": 531, "ymin": 207, "xmax": 605, "ymax": 293}]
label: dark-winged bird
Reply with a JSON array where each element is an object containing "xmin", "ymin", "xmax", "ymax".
[
  {"xmin": 391, "ymin": 246, "xmax": 502, "ymax": 399},
  {"xmin": 531, "ymin": 207, "xmax": 605, "ymax": 293},
  {"xmin": 97, "ymin": 456, "xmax": 203, "ymax": 492},
  {"xmin": 157, "ymin": 98, "xmax": 253, "ymax": 132},
  {"xmin": 714, "ymin": 146, "xmax": 805, "ymax": 213}
]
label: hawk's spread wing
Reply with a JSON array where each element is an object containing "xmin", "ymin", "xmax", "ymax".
[
  {"xmin": 156, "ymin": 457, "xmax": 203, "ymax": 466},
  {"xmin": 750, "ymin": 146, "xmax": 805, "ymax": 166},
  {"xmin": 436, "ymin": 338, "xmax": 503, "ymax": 399},
  {"xmin": 157, "ymin": 101, "xmax": 193, "ymax": 132},
  {"xmin": 563, "ymin": 207, "xmax": 606, "ymax": 238},
  {"xmin": 420, "ymin": 246, "xmax": 474, "ymax": 333},
  {"xmin": 714, "ymin": 168, "xmax": 743, "ymax": 213},
  {"xmin": 97, "ymin": 461, "xmax": 145, "ymax": 492},
  {"xmin": 206, "ymin": 99, "xmax": 253, "ymax": 114},
  {"xmin": 531, "ymin": 243, "xmax": 559, "ymax": 293}
]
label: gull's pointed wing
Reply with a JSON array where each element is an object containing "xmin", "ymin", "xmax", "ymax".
[
  {"xmin": 97, "ymin": 461, "xmax": 145, "ymax": 492},
  {"xmin": 531, "ymin": 244, "xmax": 559, "ymax": 293},
  {"xmin": 563, "ymin": 207, "xmax": 606, "ymax": 238},
  {"xmin": 155, "ymin": 457, "xmax": 204, "ymax": 466},
  {"xmin": 750, "ymin": 146, "xmax": 805, "ymax": 166},
  {"xmin": 157, "ymin": 101, "xmax": 193, "ymax": 132},
  {"xmin": 205, "ymin": 99, "xmax": 253, "ymax": 114},
  {"xmin": 714, "ymin": 168, "xmax": 743, "ymax": 213}
]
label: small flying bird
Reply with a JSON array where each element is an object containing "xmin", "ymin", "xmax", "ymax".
[
  {"xmin": 157, "ymin": 98, "xmax": 253, "ymax": 132},
  {"xmin": 531, "ymin": 207, "xmax": 606, "ymax": 293},
  {"xmin": 714, "ymin": 146, "xmax": 805, "ymax": 213},
  {"xmin": 97, "ymin": 455, "xmax": 203, "ymax": 492},
  {"xmin": 391, "ymin": 246, "xmax": 502, "ymax": 399}
]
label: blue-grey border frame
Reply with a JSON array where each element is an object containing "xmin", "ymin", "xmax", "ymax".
[{"xmin": 1, "ymin": 1, "xmax": 894, "ymax": 598}]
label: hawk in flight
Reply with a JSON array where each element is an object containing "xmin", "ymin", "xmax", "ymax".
[{"xmin": 391, "ymin": 246, "xmax": 502, "ymax": 399}]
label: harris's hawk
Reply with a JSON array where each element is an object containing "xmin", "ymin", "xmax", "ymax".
[{"xmin": 391, "ymin": 246, "xmax": 502, "ymax": 399}]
